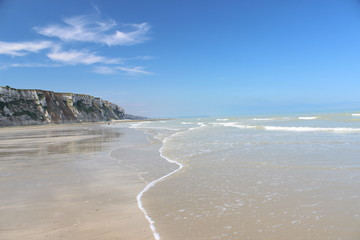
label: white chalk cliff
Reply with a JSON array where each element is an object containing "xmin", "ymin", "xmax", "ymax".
[{"xmin": 0, "ymin": 86, "xmax": 125, "ymax": 126}]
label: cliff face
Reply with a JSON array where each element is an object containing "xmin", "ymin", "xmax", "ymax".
[{"xmin": 0, "ymin": 86, "xmax": 125, "ymax": 126}]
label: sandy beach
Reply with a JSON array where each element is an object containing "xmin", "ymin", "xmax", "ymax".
[
  {"xmin": 0, "ymin": 122, "xmax": 173, "ymax": 240},
  {"xmin": 2, "ymin": 117, "xmax": 360, "ymax": 240}
]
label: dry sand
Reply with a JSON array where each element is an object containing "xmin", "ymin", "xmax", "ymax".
[{"xmin": 0, "ymin": 122, "xmax": 172, "ymax": 240}]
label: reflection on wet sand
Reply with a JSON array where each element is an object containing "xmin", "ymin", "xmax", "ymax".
[
  {"xmin": 0, "ymin": 125, "xmax": 121, "ymax": 158},
  {"xmin": 0, "ymin": 123, "xmax": 154, "ymax": 240}
]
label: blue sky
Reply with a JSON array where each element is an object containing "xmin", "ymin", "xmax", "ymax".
[{"xmin": 1, "ymin": 0, "xmax": 360, "ymax": 117}]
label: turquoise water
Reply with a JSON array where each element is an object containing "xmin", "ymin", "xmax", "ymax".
[{"xmin": 130, "ymin": 112, "xmax": 360, "ymax": 240}]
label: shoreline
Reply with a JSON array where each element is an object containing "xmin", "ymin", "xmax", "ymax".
[
  {"xmin": 136, "ymin": 132, "xmax": 184, "ymax": 240},
  {"xmin": 0, "ymin": 118, "xmax": 172, "ymax": 129},
  {"xmin": 131, "ymin": 121, "xmax": 207, "ymax": 240}
]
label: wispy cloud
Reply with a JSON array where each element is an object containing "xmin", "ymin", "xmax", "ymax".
[
  {"xmin": 92, "ymin": 66, "xmax": 117, "ymax": 74},
  {"xmin": 0, "ymin": 41, "xmax": 53, "ymax": 56},
  {"xmin": 34, "ymin": 15, "xmax": 151, "ymax": 46},
  {"xmin": 103, "ymin": 23, "xmax": 150, "ymax": 46},
  {"xmin": 91, "ymin": 3, "xmax": 101, "ymax": 15},
  {"xmin": 131, "ymin": 55, "xmax": 156, "ymax": 61},
  {"xmin": 47, "ymin": 48, "xmax": 120, "ymax": 65},
  {"xmin": 0, "ymin": 62, "xmax": 62, "ymax": 70},
  {"xmin": 0, "ymin": 7, "xmax": 154, "ymax": 76},
  {"xmin": 116, "ymin": 66, "xmax": 153, "ymax": 75},
  {"xmin": 92, "ymin": 65, "xmax": 153, "ymax": 76},
  {"xmin": 9, "ymin": 63, "xmax": 61, "ymax": 68}
]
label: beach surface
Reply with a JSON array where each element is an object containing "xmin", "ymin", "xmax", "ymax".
[
  {"xmin": 0, "ymin": 122, "xmax": 173, "ymax": 240},
  {"xmin": 2, "ymin": 116, "xmax": 360, "ymax": 240}
]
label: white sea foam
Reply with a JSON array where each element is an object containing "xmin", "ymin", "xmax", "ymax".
[
  {"xmin": 213, "ymin": 122, "xmax": 257, "ymax": 129},
  {"xmin": 136, "ymin": 123, "xmax": 206, "ymax": 240},
  {"xmin": 130, "ymin": 122, "xmax": 179, "ymax": 131},
  {"xmin": 215, "ymin": 122, "xmax": 360, "ymax": 133},
  {"xmin": 196, "ymin": 122, "xmax": 207, "ymax": 128},
  {"xmin": 352, "ymin": 113, "xmax": 360, "ymax": 117},
  {"xmin": 212, "ymin": 122, "xmax": 235, "ymax": 126},
  {"xmin": 129, "ymin": 122, "xmax": 148, "ymax": 129},
  {"xmin": 264, "ymin": 126, "xmax": 360, "ymax": 133},
  {"xmin": 216, "ymin": 118, "xmax": 228, "ymax": 121},
  {"xmin": 253, "ymin": 118, "xmax": 275, "ymax": 121},
  {"xmin": 298, "ymin": 117, "xmax": 317, "ymax": 120},
  {"xmin": 181, "ymin": 122, "xmax": 196, "ymax": 124},
  {"xmin": 136, "ymin": 134, "xmax": 183, "ymax": 240}
]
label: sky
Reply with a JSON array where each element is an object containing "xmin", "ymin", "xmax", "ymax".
[{"xmin": 1, "ymin": 0, "xmax": 360, "ymax": 117}]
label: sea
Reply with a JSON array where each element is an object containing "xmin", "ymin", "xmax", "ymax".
[{"xmin": 126, "ymin": 112, "xmax": 360, "ymax": 240}]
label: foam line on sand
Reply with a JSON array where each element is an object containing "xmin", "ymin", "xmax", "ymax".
[{"xmin": 136, "ymin": 134, "xmax": 183, "ymax": 240}]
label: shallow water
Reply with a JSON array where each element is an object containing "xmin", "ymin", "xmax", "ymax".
[{"xmin": 131, "ymin": 113, "xmax": 360, "ymax": 240}]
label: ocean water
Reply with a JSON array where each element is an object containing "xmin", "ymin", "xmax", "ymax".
[{"xmin": 129, "ymin": 113, "xmax": 360, "ymax": 240}]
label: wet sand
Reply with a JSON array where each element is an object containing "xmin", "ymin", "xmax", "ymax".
[{"xmin": 0, "ymin": 123, "xmax": 173, "ymax": 240}]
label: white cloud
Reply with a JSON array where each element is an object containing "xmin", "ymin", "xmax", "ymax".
[
  {"xmin": 103, "ymin": 23, "xmax": 150, "ymax": 46},
  {"xmin": 0, "ymin": 63, "xmax": 61, "ymax": 70},
  {"xmin": 34, "ymin": 15, "xmax": 150, "ymax": 46},
  {"xmin": 47, "ymin": 49, "xmax": 120, "ymax": 65},
  {"xmin": 116, "ymin": 66, "xmax": 153, "ymax": 75},
  {"xmin": 9, "ymin": 63, "xmax": 61, "ymax": 68},
  {"xmin": 132, "ymin": 55, "xmax": 156, "ymax": 60},
  {"xmin": 0, "ymin": 8, "xmax": 154, "ymax": 75},
  {"xmin": 92, "ymin": 66, "xmax": 116, "ymax": 74},
  {"xmin": 92, "ymin": 65, "xmax": 153, "ymax": 75},
  {"xmin": 91, "ymin": 3, "xmax": 101, "ymax": 15},
  {"xmin": 0, "ymin": 41, "xmax": 53, "ymax": 56}
]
